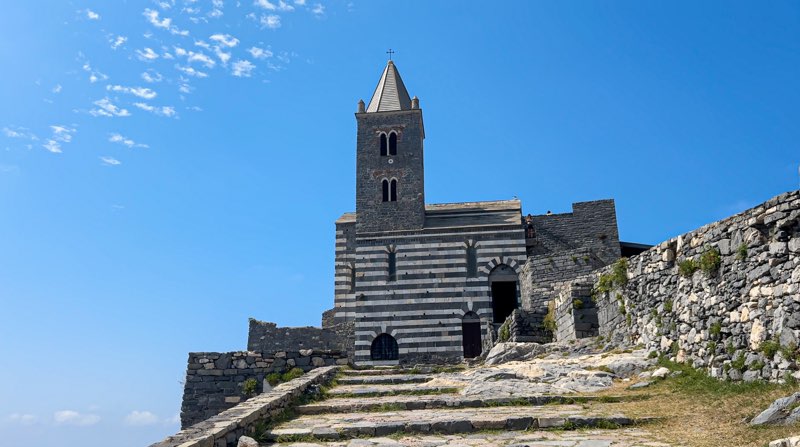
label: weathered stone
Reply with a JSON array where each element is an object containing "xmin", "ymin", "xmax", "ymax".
[
  {"xmin": 651, "ymin": 367, "xmax": 670, "ymax": 379},
  {"xmin": 236, "ymin": 436, "xmax": 258, "ymax": 447},
  {"xmin": 751, "ymin": 393, "xmax": 800, "ymax": 425}
]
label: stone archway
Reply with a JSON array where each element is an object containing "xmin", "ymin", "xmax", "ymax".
[
  {"xmin": 489, "ymin": 264, "xmax": 519, "ymax": 324},
  {"xmin": 370, "ymin": 333, "xmax": 399, "ymax": 361}
]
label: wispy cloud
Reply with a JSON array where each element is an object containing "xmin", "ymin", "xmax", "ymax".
[
  {"xmin": 85, "ymin": 9, "xmax": 101, "ymax": 20},
  {"xmin": 106, "ymin": 85, "xmax": 157, "ymax": 100},
  {"xmin": 136, "ymin": 47, "xmax": 160, "ymax": 61},
  {"xmin": 174, "ymin": 47, "xmax": 216, "ymax": 68},
  {"xmin": 109, "ymin": 35, "xmax": 127, "ymax": 50},
  {"xmin": 82, "ymin": 61, "xmax": 108, "ymax": 83},
  {"xmin": 175, "ymin": 65, "xmax": 208, "ymax": 78},
  {"xmin": 7, "ymin": 413, "xmax": 37, "ymax": 425},
  {"xmin": 294, "ymin": 0, "xmax": 306, "ymax": 5},
  {"xmin": 141, "ymin": 69, "xmax": 163, "ymax": 83},
  {"xmin": 277, "ymin": 1, "xmax": 295, "ymax": 11},
  {"xmin": 248, "ymin": 47, "xmax": 273, "ymax": 59},
  {"xmin": 124, "ymin": 410, "xmax": 158, "ymax": 426},
  {"xmin": 134, "ymin": 102, "xmax": 177, "ymax": 118},
  {"xmin": 2, "ymin": 126, "xmax": 38, "ymax": 140},
  {"xmin": 209, "ymin": 33, "xmax": 239, "ymax": 48},
  {"xmin": 50, "ymin": 125, "xmax": 76, "ymax": 143},
  {"xmin": 54, "ymin": 410, "xmax": 100, "ymax": 426},
  {"xmin": 143, "ymin": 8, "xmax": 189, "ymax": 36},
  {"xmin": 311, "ymin": 3, "xmax": 324, "ymax": 16},
  {"xmin": 260, "ymin": 14, "xmax": 281, "ymax": 29},
  {"xmin": 42, "ymin": 140, "xmax": 62, "ymax": 153},
  {"xmin": 255, "ymin": 0, "xmax": 277, "ymax": 10},
  {"xmin": 100, "ymin": 156, "xmax": 122, "ymax": 166},
  {"xmin": 52, "ymin": 84, "xmax": 62, "ymax": 94},
  {"xmin": 232, "ymin": 60, "xmax": 255, "ymax": 77},
  {"xmin": 109, "ymin": 133, "xmax": 148, "ymax": 148},
  {"xmin": 90, "ymin": 98, "xmax": 131, "ymax": 117}
]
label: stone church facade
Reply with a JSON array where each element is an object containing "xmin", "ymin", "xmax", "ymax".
[{"xmin": 328, "ymin": 61, "xmax": 635, "ymax": 365}]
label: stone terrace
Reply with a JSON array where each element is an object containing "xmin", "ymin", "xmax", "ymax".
[{"xmin": 258, "ymin": 364, "xmax": 672, "ymax": 447}]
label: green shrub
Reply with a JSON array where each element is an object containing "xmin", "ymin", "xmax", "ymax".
[
  {"xmin": 760, "ymin": 338, "xmax": 781, "ymax": 359},
  {"xmin": 626, "ymin": 313, "xmax": 632, "ymax": 326},
  {"xmin": 572, "ymin": 298, "xmax": 584, "ymax": 310},
  {"xmin": 678, "ymin": 259, "xmax": 698, "ymax": 277},
  {"xmin": 706, "ymin": 341, "xmax": 717, "ymax": 352},
  {"xmin": 736, "ymin": 243, "xmax": 748, "ymax": 261},
  {"xmin": 780, "ymin": 343, "xmax": 798, "ymax": 362},
  {"xmin": 266, "ymin": 372, "xmax": 283, "ymax": 386},
  {"xmin": 594, "ymin": 258, "xmax": 629, "ymax": 295},
  {"xmin": 725, "ymin": 341, "xmax": 736, "ymax": 355},
  {"xmin": 242, "ymin": 378, "xmax": 259, "ymax": 396},
  {"xmin": 670, "ymin": 341, "xmax": 680, "ymax": 355},
  {"xmin": 699, "ymin": 247, "xmax": 721, "ymax": 275},
  {"xmin": 749, "ymin": 359, "xmax": 766, "ymax": 371},
  {"xmin": 498, "ymin": 320, "xmax": 510, "ymax": 342},
  {"xmin": 543, "ymin": 301, "xmax": 557, "ymax": 332},
  {"xmin": 618, "ymin": 302, "xmax": 626, "ymax": 315},
  {"xmin": 281, "ymin": 367, "xmax": 305, "ymax": 382},
  {"xmin": 731, "ymin": 354, "xmax": 746, "ymax": 372},
  {"xmin": 648, "ymin": 350, "xmax": 659, "ymax": 359},
  {"xmin": 663, "ymin": 299, "xmax": 673, "ymax": 312},
  {"xmin": 709, "ymin": 321, "xmax": 722, "ymax": 339}
]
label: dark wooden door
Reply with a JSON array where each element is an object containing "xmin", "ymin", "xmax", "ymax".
[{"xmin": 462, "ymin": 321, "xmax": 482, "ymax": 358}]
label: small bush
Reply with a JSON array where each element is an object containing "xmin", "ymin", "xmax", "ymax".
[
  {"xmin": 663, "ymin": 299, "xmax": 673, "ymax": 312},
  {"xmin": 749, "ymin": 359, "xmax": 766, "ymax": 371},
  {"xmin": 678, "ymin": 259, "xmax": 698, "ymax": 277},
  {"xmin": 594, "ymin": 258, "xmax": 629, "ymax": 295},
  {"xmin": 266, "ymin": 372, "xmax": 283, "ymax": 386},
  {"xmin": 781, "ymin": 343, "xmax": 798, "ymax": 362},
  {"xmin": 760, "ymin": 338, "xmax": 781, "ymax": 359},
  {"xmin": 619, "ymin": 302, "xmax": 627, "ymax": 315},
  {"xmin": 573, "ymin": 298, "xmax": 584, "ymax": 310},
  {"xmin": 736, "ymin": 243, "xmax": 748, "ymax": 261},
  {"xmin": 670, "ymin": 340, "xmax": 680, "ymax": 355},
  {"xmin": 699, "ymin": 247, "xmax": 721, "ymax": 275},
  {"xmin": 242, "ymin": 378, "xmax": 259, "ymax": 396},
  {"xmin": 731, "ymin": 354, "xmax": 746, "ymax": 372},
  {"xmin": 706, "ymin": 341, "xmax": 717, "ymax": 352},
  {"xmin": 543, "ymin": 301, "xmax": 557, "ymax": 332},
  {"xmin": 626, "ymin": 313, "xmax": 632, "ymax": 326},
  {"xmin": 648, "ymin": 351, "xmax": 659, "ymax": 359},
  {"xmin": 281, "ymin": 367, "xmax": 305, "ymax": 382},
  {"xmin": 709, "ymin": 321, "xmax": 722, "ymax": 339},
  {"xmin": 498, "ymin": 320, "xmax": 510, "ymax": 342},
  {"xmin": 725, "ymin": 341, "xmax": 736, "ymax": 355}
]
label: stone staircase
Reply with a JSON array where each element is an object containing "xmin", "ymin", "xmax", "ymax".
[{"xmin": 259, "ymin": 367, "xmax": 670, "ymax": 447}]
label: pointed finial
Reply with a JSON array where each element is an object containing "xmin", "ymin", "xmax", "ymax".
[
  {"xmin": 357, "ymin": 99, "xmax": 365, "ymax": 113},
  {"xmin": 386, "ymin": 48, "xmax": 395, "ymax": 61},
  {"xmin": 411, "ymin": 96, "xmax": 419, "ymax": 109}
]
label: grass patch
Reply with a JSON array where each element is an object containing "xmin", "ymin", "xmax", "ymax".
[
  {"xmin": 736, "ymin": 243, "xmax": 748, "ymax": 261},
  {"xmin": 678, "ymin": 259, "xmax": 698, "ymax": 277},
  {"xmin": 543, "ymin": 301, "xmax": 557, "ymax": 332},
  {"xmin": 699, "ymin": 246, "xmax": 722, "ymax": 275},
  {"xmin": 595, "ymin": 258, "xmax": 629, "ymax": 295}
]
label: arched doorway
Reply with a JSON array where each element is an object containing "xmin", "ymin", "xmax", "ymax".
[
  {"xmin": 489, "ymin": 264, "xmax": 518, "ymax": 323},
  {"xmin": 370, "ymin": 333, "xmax": 399, "ymax": 361},
  {"xmin": 462, "ymin": 312, "xmax": 482, "ymax": 358}
]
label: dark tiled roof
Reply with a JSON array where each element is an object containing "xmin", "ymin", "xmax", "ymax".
[{"xmin": 366, "ymin": 61, "xmax": 412, "ymax": 113}]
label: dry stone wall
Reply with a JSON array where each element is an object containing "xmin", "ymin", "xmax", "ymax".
[
  {"xmin": 154, "ymin": 366, "xmax": 339, "ymax": 447},
  {"xmin": 556, "ymin": 190, "xmax": 800, "ymax": 382},
  {"xmin": 181, "ymin": 350, "xmax": 347, "ymax": 427}
]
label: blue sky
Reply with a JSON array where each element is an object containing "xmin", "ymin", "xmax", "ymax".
[{"xmin": 0, "ymin": 1, "xmax": 798, "ymax": 446}]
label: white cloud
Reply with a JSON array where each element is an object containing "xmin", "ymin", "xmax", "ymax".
[
  {"xmin": 231, "ymin": 60, "xmax": 255, "ymax": 77},
  {"xmin": 294, "ymin": 0, "xmax": 306, "ymax": 4},
  {"xmin": 194, "ymin": 40, "xmax": 211, "ymax": 50},
  {"xmin": 109, "ymin": 133, "xmax": 148, "ymax": 148},
  {"xmin": 136, "ymin": 48, "xmax": 160, "ymax": 61},
  {"xmin": 7, "ymin": 413, "xmax": 37, "ymax": 425},
  {"xmin": 143, "ymin": 8, "xmax": 171, "ymax": 29},
  {"xmin": 277, "ymin": 1, "xmax": 294, "ymax": 11},
  {"xmin": 174, "ymin": 47, "xmax": 216, "ymax": 68},
  {"xmin": 42, "ymin": 140, "xmax": 62, "ymax": 153},
  {"xmin": 52, "ymin": 84, "xmax": 62, "ymax": 93},
  {"xmin": 2, "ymin": 126, "xmax": 37, "ymax": 140},
  {"xmin": 260, "ymin": 14, "xmax": 281, "ymax": 28},
  {"xmin": 100, "ymin": 156, "xmax": 121, "ymax": 166},
  {"xmin": 106, "ymin": 85, "xmax": 157, "ymax": 100},
  {"xmin": 82, "ymin": 61, "xmax": 108, "ymax": 83},
  {"xmin": 134, "ymin": 102, "xmax": 177, "ymax": 118},
  {"xmin": 214, "ymin": 47, "xmax": 231, "ymax": 65},
  {"xmin": 248, "ymin": 47, "xmax": 273, "ymax": 59},
  {"xmin": 124, "ymin": 410, "xmax": 158, "ymax": 426},
  {"xmin": 90, "ymin": 98, "xmax": 131, "ymax": 117},
  {"xmin": 255, "ymin": 0, "xmax": 276, "ymax": 10},
  {"xmin": 110, "ymin": 35, "xmax": 127, "ymax": 50},
  {"xmin": 209, "ymin": 33, "xmax": 239, "ymax": 48},
  {"xmin": 311, "ymin": 3, "xmax": 324, "ymax": 15},
  {"xmin": 86, "ymin": 9, "xmax": 101, "ymax": 20},
  {"xmin": 175, "ymin": 65, "xmax": 208, "ymax": 78},
  {"xmin": 50, "ymin": 125, "xmax": 76, "ymax": 143},
  {"xmin": 141, "ymin": 70, "xmax": 163, "ymax": 83},
  {"xmin": 157, "ymin": 1, "xmax": 173, "ymax": 9}
]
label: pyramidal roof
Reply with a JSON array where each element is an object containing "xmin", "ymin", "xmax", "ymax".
[{"xmin": 366, "ymin": 60, "xmax": 412, "ymax": 113}]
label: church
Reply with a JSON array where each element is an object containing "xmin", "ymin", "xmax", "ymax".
[{"xmin": 328, "ymin": 60, "xmax": 642, "ymax": 365}]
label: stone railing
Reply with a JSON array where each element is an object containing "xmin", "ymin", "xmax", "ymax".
[
  {"xmin": 152, "ymin": 365, "xmax": 339, "ymax": 447},
  {"xmin": 181, "ymin": 350, "xmax": 347, "ymax": 427},
  {"xmin": 555, "ymin": 190, "xmax": 800, "ymax": 382}
]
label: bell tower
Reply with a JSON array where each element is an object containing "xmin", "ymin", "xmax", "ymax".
[{"xmin": 354, "ymin": 60, "xmax": 426, "ymax": 233}]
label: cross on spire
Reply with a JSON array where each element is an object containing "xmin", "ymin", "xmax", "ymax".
[{"xmin": 386, "ymin": 48, "xmax": 395, "ymax": 61}]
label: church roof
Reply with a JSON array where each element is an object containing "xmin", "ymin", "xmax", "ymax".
[
  {"xmin": 366, "ymin": 60, "xmax": 412, "ymax": 113},
  {"xmin": 424, "ymin": 199, "xmax": 522, "ymax": 229}
]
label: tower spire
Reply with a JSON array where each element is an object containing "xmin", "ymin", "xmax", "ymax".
[{"xmin": 366, "ymin": 60, "xmax": 412, "ymax": 113}]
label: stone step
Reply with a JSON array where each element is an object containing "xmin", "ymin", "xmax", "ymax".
[
  {"xmin": 327, "ymin": 383, "xmax": 460, "ymax": 397},
  {"xmin": 265, "ymin": 405, "xmax": 638, "ymax": 442},
  {"xmin": 336, "ymin": 374, "xmax": 432, "ymax": 385},
  {"xmin": 341, "ymin": 368, "xmax": 405, "ymax": 376},
  {"xmin": 298, "ymin": 394, "xmax": 630, "ymax": 415}
]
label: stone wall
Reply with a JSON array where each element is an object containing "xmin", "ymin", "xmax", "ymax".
[
  {"xmin": 155, "ymin": 366, "xmax": 339, "ymax": 447},
  {"xmin": 502, "ymin": 309, "xmax": 552, "ymax": 344},
  {"xmin": 557, "ymin": 190, "xmax": 800, "ymax": 382},
  {"xmin": 520, "ymin": 247, "xmax": 608, "ymax": 311},
  {"xmin": 246, "ymin": 318, "xmax": 348, "ymax": 353},
  {"xmin": 553, "ymin": 282, "xmax": 598, "ymax": 341},
  {"xmin": 181, "ymin": 350, "xmax": 347, "ymax": 428}
]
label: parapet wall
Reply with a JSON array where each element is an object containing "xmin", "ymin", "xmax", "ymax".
[
  {"xmin": 556, "ymin": 190, "xmax": 800, "ymax": 382},
  {"xmin": 180, "ymin": 349, "xmax": 347, "ymax": 428},
  {"xmin": 155, "ymin": 366, "xmax": 339, "ymax": 447},
  {"xmin": 246, "ymin": 318, "xmax": 349, "ymax": 353}
]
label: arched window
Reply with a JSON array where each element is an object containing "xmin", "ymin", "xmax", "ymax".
[
  {"xmin": 388, "ymin": 132, "xmax": 397, "ymax": 156},
  {"xmin": 387, "ymin": 250, "xmax": 397, "ymax": 282},
  {"xmin": 370, "ymin": 333, "xmax": 399, "ymax": 360},
  {"xmin": 466, "ymin": 246, "xmax": 478, "ymax": 277},
  {"xmin": 382, "ymin": 179, "xmax": 390, "ymax": 202},
  {"xmin": 379, "ymin": 133, "xmax": 387, "ymax": 156},
  {"xmin": 390, "ymin": 179, "xmax": 397, "ymax": 202}
]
